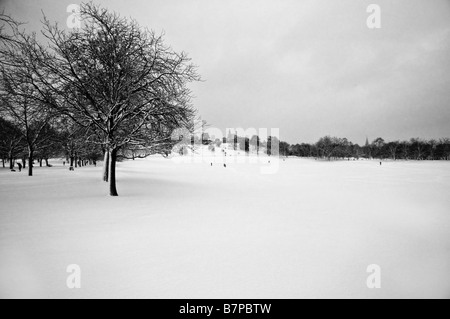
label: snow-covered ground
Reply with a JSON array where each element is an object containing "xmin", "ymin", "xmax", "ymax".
[{"xmin": 1, "ymin": 155, "xmax": 450, "ymax": 299}]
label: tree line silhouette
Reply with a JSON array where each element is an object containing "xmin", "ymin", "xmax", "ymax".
[{"xmin": 202, "ymin": 133, "xmax": 450, "ymax": 161}]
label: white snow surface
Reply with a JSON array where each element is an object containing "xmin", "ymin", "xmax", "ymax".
[{"xmin": 1, "ymin": 154, "xmax": 450, "ymax": 299}]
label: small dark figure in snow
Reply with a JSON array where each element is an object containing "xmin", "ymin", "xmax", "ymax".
[
  {"xmin": 224, "ymin": 164, "xmax": 227, "ymax": 168},
  {"xmin": 211, "ymin": 163, "xmax": 213, "ymax": 166},
  {"xmin": 69, "ymin": 166, "xmax": 74, "ymax": 171},
  {"xmin": 17, "ymin": 163, "xmax": 22, "ymax": 172},
  {"xmin": 63, "ymin": 161, "xmax": 66, "ymax": 166},
  {"xmin": 380, "ymin": 162, "xmax": 382, "ymax": 166}
]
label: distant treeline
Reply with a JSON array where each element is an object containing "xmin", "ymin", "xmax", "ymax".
[
  {"xmin": 202, "ymin": 133, "xmax": 450, "ymax": 161},
  {"xmin": 289, "ymin": 136, "xmax": 450, "ymax": 161}
]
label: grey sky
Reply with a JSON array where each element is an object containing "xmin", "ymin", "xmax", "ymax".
[{"xmin": 2, "ymin": 0, "xmax": 450, "ymax": 144}]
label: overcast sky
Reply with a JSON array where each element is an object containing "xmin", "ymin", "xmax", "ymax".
[{"xmin": 1, "ymin": 0, "xmax": 450, "ymax": 144}]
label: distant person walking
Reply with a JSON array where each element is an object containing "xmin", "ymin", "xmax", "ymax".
[{"xmin": 17, "ymin": 163, "xmax": 22, "ymax": 172}]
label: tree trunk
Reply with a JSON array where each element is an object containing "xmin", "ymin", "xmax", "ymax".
[
  {"xmin": 109, "ymin": 148, "xmax": 118, "ymax": 196},
  {"xmin": 70, "ymin": 156, "xmax": 75, "ymax": 170},
  {"xmin": 2, "ymin": 158, "xmax": 4, "ymax": 168},
  {"xmin": 103, "ymin": 151, "xmax": 109, "ymax": 182},
  {"xmin": 40, "ymin": 159, "xmax": 43, "ymax": 167},
  {"xmin": 28, "ymin": 148, "xmax": 34, "ymax": 176},
  {"xmin": 22, "ymin": 157, "xmax": 26, "ymax": 169},
  {"xmin": 45, "ymin": 158, "xmax": 49, "ymax": 167},
  {"xmin": 9, "ymin": 155, "xmax": 13, "ymax": 170}
]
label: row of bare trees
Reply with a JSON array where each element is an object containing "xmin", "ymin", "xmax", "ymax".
[
  {"xmin": 200, "ymin": 132, "xmax": 450, "ymax": 161},
  {"xmin": 363, "ymin": 137, "xmax": 450, "ymax": 161},
  {"xmin": 289, "ymin": 136, "xmax": 450, "ymax": 161},
  {"xmin": 0, "ymin": 3, "xmax": 199, "ymax": 196}
]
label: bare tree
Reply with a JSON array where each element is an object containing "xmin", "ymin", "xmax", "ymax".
[
  {"xmin": 0, "ymin": 3, "xmax": 199, "ymax": 195},
  {"xmin": 53, "ymin": 117, "xmax": 90, "ymax": 170},
  {"xmin": 316, "ymin": 136, "xmax": 342, "ymax": 160},
  {"xmin": 410, "ymin": 138, "xmax": 426, "ymax": 160},
  {"xmin": 440, "ymin": 138, "xmax": 450, "ymax": 160},
  {"xmin": 0, "ymin": 116, "xmax": 24, "ymax": 168},
  {"xmin": 387, "ymin": 141, "xmax": 399, "ymax": 160},
  {"xmin": 0, "ymin": 12, "xmax": 23, "ymax": 47},
  {"xmin": 428, "ymin": 139, "xmax": 437, "ymax": 160},
  {"xmin": 0, "ymin": 12, "xmax": 59, "ymax": 176},
  {"xmin": 0, "ymin": 82, "xmax": 56, "ymax": 176},
  {"xmin": 250, "ymin": 135, "xmax": 260, "ymax": 155},
  {"xmin": 33, "ymin": 3, "xmax": 199, "ymax": 196}
]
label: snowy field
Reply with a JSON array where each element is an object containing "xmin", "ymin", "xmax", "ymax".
[{"xmin": 0, "ymin": 156, "xmax": 450, "ymax": 299}]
